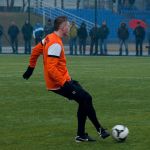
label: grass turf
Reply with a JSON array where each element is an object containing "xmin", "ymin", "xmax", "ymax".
[{"xmin": 0, "ymin": 55, "xmax": 150, "ymax": 150}]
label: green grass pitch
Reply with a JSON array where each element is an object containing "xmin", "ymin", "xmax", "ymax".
[{"xmin": 0, "ymin": 55, "xmax": 150, "ymax": 150}]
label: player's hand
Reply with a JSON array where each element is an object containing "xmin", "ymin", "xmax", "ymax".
[{"xmin": 23, "ymin": 66, "xmax": 34, "ymax": 80}]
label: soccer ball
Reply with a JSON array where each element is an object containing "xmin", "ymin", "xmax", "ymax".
[{"xmin": 111, "ymin": 125, "xmax": 129, "ymax": 142}]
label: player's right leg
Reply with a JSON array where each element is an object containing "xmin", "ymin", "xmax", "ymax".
[{"xmin": 52, "ymin": 80, "xmax": 110, "ymax": 141}]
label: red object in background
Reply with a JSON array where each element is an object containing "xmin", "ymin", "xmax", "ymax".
[{"xmin": 129, "ymin": 19, "xmax": 147, "ymax": 29}]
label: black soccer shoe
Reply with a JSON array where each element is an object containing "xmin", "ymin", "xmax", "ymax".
[
  {"xmin": 98, "ymin": 128, "xmax": 110, "ymax": 139},
  {"xmin": 75, "ymin": 133, "xmax": 96, "ymax": 142}
]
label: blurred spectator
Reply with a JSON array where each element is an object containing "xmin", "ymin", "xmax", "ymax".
[
  {"xmin": 117, "ymin": 22, "xmax": 129, "ymax": 55},
  {"xmin": 69, "ymin": 21, "xmax": 78, "ymax": 55},
  {"xmin": 0, "ymin": 24, "xmax": 3, "ymax": 53},
  {"xmin": 77, "ymin": 22, "xmax": 88, "ymax": 55},
  {"xmin": 147, "ymin": 26, "xmax": 150, "ymax": 55},
  {"xmin": 128, "ymin": 0, "xmax": 135, "ymax": 6},
  {"xmin": 44, "ymin": 19, "xmax": 54, "ymax": 36},
  {"xmin": 99, "ymin": 21, "xmax": 109, "ymax": 55},
  {"xmin": 148, "ymin": 27, "xmax": 150, "ymax": 46},
  {"xmin": 133, "ymin": 22, "xmax": 145, "ymax": 56},
  {"xmin": 8, "ymin": 21, "xmax": 19, "ymax": 54},
  {"xmin": 22, "ymin": 20, "xmax": 33, "ymax": 54},
  {"xmin": 118, "ymin": 0, "xmax": 124, "ymax": 14},
  {"xmin": 89, "ymin": 25, "xmax": 99, "ymax": 55},
  {"xmin": 33, "ymin": 22, "xmax": 44, "ymax": 45},
  {"xmin": 128, "ymin": 0, "xmax": 135, "ymax": 10}
]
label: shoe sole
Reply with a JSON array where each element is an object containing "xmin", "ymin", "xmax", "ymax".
[{"xmin": 75, "ymin": 138, "xmax": 96, "ymax": 142}]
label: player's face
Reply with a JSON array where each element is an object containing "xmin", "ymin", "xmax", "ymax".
[{"xmin": 61, "ymin": 21, "xmax": 70, "ymax": 37}]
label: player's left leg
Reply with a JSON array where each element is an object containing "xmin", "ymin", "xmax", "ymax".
[
  {"xmin": 52, "ymin": 83, "xmax": 95, "ymax": 142},
  {"xmin": 74, "ymin": 87, "xmax": 110, "ymax": 139},
  {"xmin": 62, "ymin": 80, "xmax": 110, "ymax": 138},
  {"xmin": 52, "ymin": 80, "xmax": 110, "ymax": 141}
]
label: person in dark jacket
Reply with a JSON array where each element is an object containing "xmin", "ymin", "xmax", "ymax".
[
  {"xmin": 0, "ymin": 24, "xmax": 3, "ymax": 53},
  {"xmin": 8, "ymin": 21, "xmax": 19, "ymax": 53},
  {"xmin": 147, "ymin": 26, "xmax": 150, "ymax": 55},
  {"xmin": 44, "ymin": 19, "xmax": 54, "ymax": 36},
  {"xmin": 117, "ymin": 22, "xmax": 129, "ymax": 55},
  {"xmin": 133, "ymin": 22, "xmax": 145, "ymax": 56},
  {"xmin": 99, "ymin": 21, "xmax": 109, "ymax": 55},
  {"xmin": 22, "ymin": 20, "xmax": 33, "ymax": 54},
  {"xmin": 77, "ymin": 22, "xmax": 88, "ymax": 55},
  {"xmin": 89, "ymin": 25, "xmax": 99, "ymax": 55},
  {"xmin": 33, "ymin": 22, "xmax": 44, "ymax": 45}
]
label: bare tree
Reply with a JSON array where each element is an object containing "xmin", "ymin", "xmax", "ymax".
[
  {"xmin": 7, "ymin": 0, "xmax": 15, "ymax": 10},
  {"xmin": 54, "ymin": 0, "xmax": 57, "ymax": 7},
  {"xmin": 40, "ymin": 0, "xmax": 43, "ymax": 7},
  {"xmin": 7, "ymin": 0, "xmax": 10, "ymax": 8},
  {"xmin": 61, "ymin": 0, "xmax": 64, "ymax": 9},
  {"xmin": 23, "ymin": 0, "xmax": 25, "ymax": 10},
  {"xmin": 77, "ymin": 0, "xmax": 81, "ymax": 9},
  {"xmin": 10, "ymin": 0, "xmax": 15, "ymax": 7}
]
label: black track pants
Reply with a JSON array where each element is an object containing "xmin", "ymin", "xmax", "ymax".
[{"xmin": 52, "ymin": 80, "xmax": 102, "ymax": 136}]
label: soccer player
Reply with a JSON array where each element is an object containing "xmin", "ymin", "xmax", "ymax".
[{"xmin": 23, "ymin": 16, "xmax": 110, "ymax": 142}]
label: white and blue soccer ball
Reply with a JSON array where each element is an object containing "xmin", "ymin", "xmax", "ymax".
[{"xmin": 111, "ymin": 125, "xmax": 129, "ymax": 142}]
